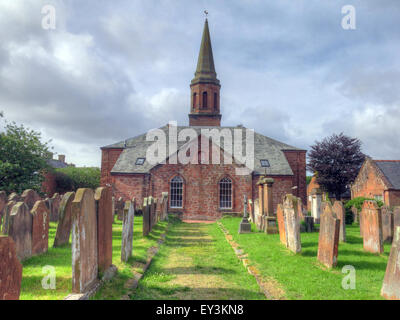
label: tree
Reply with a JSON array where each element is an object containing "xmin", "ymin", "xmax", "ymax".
[
  {"xmin": 307, "ymin": 133, "xmax": 365, "ymax": 200},
  {"xmin": 0, "ymin": 114, "xmax": 51, "ymax": 193}
]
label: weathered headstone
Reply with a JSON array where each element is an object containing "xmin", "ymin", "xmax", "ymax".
[
  {"xmin": 381, "ymin": 206, "xmax": 394, "ymax": 244},
  {"xmin": 49, "ymin": 193, "xmax": 61, "ymax": 222},
  {"xmin": 1, "ymin": 201, "xmax": 16, "ymax": 235},
  {"xmin": 332, "ymin": 201, "xmax": 346, "ymax": 242},
  {"xmin": 283, "ymin": 194, "xmax": 301, "ymax": 253},
  {"xmin": 0, "ymin": 191, "xmax": 7, "ymax": 218},
  {"xmin": 54, "ymin": 192, "xmax": 75, "ymax": 247},
  {"xmin": 317, "ymin": 203, "xmax": 340, "ymax": 268},
  {"xmin": 381, "ymin": 226, "xmax": 400, "ymax": 300},
  {"xmin": 121, "ymin": 199, "xmax": 135, "ymax": 262},
  {"xmin": 8, "ymin": 202, "xmax": 32, "ymax": 261},
  {"xmin": 239, "ymin": 195, "xmax": 251, "ymax": 234},
  {"xmin": 142, "ymin": 198, "xmax": 150, "ymax": 236},
  {"xmin": 351, "ymin": 206, "xmax": 358, "ymax": 224},
  {"xmin": 31, "ymin": 200, "xmax": 50, "ymax": 255},
  {"xmin": 362, "ymin": 200, "xmax": 384, "ymax": 254},
  {"xmin": 304, "ymin": 216, "xmax": 315, "ymax": 233},
  {"xmin": 0, "ymin": 236, "xmax": 23, "ymax": 300},
  {"xmin": 248, "ymin": 199, "xmax": 254, "ymax": 223},
  {"xmin": 148, "ymin": 196, "xmax": 155, "ymax": 232},
  {"xmin": 160, "ymin": 192, "xmax": 169, "ymax": 221},
  {"xmin": 21, "ymin": 189, "xmax": 41, "ymax": 210},
  {"xmin": 277, "ymin": 203, "xmax": 287, "ymax": 245},
  {"xmin": 394, "ymin": 207, "xmax": 400, "ymax": 230},
  {"xmin": 95, "ymin": 187, "xmax": 113, "ymax": 273},
  {"xmin": 116, "ymin": 197, "xmax": 124, "ymax": 221},
  {"xmin": 71, "ymin": 188, "xmax": 98, "ymax": 293},
  {"xmin": 8, "ymin": 193, "xmax": 20, "ymax": 202}
]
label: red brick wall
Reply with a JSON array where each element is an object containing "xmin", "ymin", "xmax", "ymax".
[
  {"xmin": 351, "ymin": 160, "xmax": 388, "ymax": 203},
  {"xmin": 283, "ymin": 150, "xmax": 307, "ymax": 205},
  {"xmin": 386, "ymin": 190, "xmax": 400, "ymax": 207},
  {"xmin": 111, "ymin": 173, "xmax": 147, "ymax": 206},
  {"xmin": 100, "ymin": 148, "xmax": 124, "ymax": 186},
  {"xmin": 41, "ymin": 170, "xmax": 57, "ymax": 197}
]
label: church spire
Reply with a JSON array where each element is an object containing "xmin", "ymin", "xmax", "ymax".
[
  {"xmin": 191, "ymin": 19, "xmax": 219, "ymax": 86},
  {"xmin": 189, "ymin": 18, "xmax": 221, "ymax": 127}
]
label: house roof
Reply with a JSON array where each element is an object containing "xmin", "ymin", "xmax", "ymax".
[
  {"xmin": 47, "ymin": 159, "xmax": 68, "ymax": 169},
  {"xmin": 102, "ymin": 125, "xmax": 305, "ymax": 176},
  {"xmin": 374, "ymin": 160, "xmax": 400, "ymax": 189}
]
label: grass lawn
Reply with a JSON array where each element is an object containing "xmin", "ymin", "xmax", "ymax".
[
  {"xmin": 219, "ymin": 216, "xmax": 390, "ymax": 300},
  {"xmin": 131, "ymin": 217, "xmax": 266, "ymax": 300},
  {"xmin": 20, "ymin": 216, "xmax": 167, "ymax": 300}
]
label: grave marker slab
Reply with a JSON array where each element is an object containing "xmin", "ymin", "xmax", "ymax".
[
  {"xmin": 381, "ymin": 227, "xmax": 400, "ymax": 300},
  {"xmin": 31, "ymin": 200, "xmax": 50, "ymax": 255},
  {"xmin": 283, "ymin": 194, "xmax": 301, "ymax": 253},
  {"xmin": 317, "ymin": 203, "xmax": 340, "ymax": 268},
  {"xmin": 381, "ymin": 207, "xmax": 394, "ymax": 244},
  {"xmin": 71, "ymin": 188, "xmax": 98, "ymax": 293},
  {"xmin": 276, "ymin": 203, "xmax": 287, "ymax": 246},
  {"xmin": 362, "ymin": 200, "xmax": 383, "ymax": 254},
  {"xmin": 54, "ymin": 192, "xmax": 75, "ymax": 247},
  {"xmin": 9, "ymin": 202, "xmax": 32, "ymax": 261},
  {"xmin": 21, "ymin": 189, "xmax": 41, "ymax": 210},
  {"xmin": 95, "ymin": 187, "xmax": 113, "ymax": 273},
  {"xmin": 121, "ymin": 199, "xmax": 135, "ymax": 262},
  {"xmin": 333, "ymin": 201, "xmax": 346, "ymax": 242},
  {"xmin": 49, "ymin": 193, "xmax": 61, "ymax": 222},
  {"xmin": 142, "ymin": 198, "xmax": 150, "ymax": 236},
  {"xmin": 0, "ymin": 236, "xmax": 23, "ymax": 300}
]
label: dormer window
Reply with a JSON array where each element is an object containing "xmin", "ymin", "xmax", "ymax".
[
  {"xmin": 260, "ymin": 159, "xmax": 270, "ymax": 167},
  {"xmin": 136, "ymin": 158, "xmax": 145, "ymax": 165}
]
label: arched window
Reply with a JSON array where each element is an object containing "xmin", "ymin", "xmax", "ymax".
[
  {"xmin": 170, "ymin": 176, "xmax": 183, "ymax": 208},
  {"xmin": 213, "ymin": 92, "xmax": 218, "ymax": 110},
  {"xmin": 193, "ymin": 93, "xmax": 197, "ymax": 109},
  {"xmin": 202, "ymin": 91, "xmax": 208, "ymax": 109},
  {"xmin": 219, "ymin": 177, "xmax": 232, "ymax": 209}
]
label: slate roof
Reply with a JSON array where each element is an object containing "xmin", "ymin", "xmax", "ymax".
[
  {"xmin": 47, "ymin": 159, "xmax": 68, "ymax": 169},
  {"xmin": 102, "ymin": 125, "xmax": 305, "ymax": 176},
  {"xmin": 374, "ymin": 161, "xmax": 400, "ymax": 190}
]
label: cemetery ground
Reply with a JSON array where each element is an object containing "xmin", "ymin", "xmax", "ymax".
[{"xmin": 19, "ymin": 216, "xmax": 168, "ymax": 300}]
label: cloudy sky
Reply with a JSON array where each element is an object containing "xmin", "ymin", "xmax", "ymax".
[{"xmin": 0, "ymin": 0, "xmax": 399, "ymax": 167}]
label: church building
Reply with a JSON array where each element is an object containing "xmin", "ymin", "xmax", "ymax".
[{"xmin": 100, "ymin": 19, "xmax": 307, "ymax": 220}]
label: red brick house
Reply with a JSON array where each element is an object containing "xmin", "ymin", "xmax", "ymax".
[
  {"xmin": 41, "ymin": 154, "xmax": 69, "ymax": 197},
  {"xmin": 100, "ymin": 19, "xmax": 306, "ymax": 220},
  {"xmin": 351, "ymin": 157, "xmax": 400, "ymax": 207}
]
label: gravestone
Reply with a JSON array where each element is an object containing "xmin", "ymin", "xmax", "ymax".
[
  {"xmin": 0, "ymin": 236, "xmax": 23, "ymax": 300},
  {"xmin": 381, "ymin": 226, "xmax": 400, "ymax": 300},
  {"xmin": 121, "ymin": 199, "xmax": 135, "ymax": 262},
  {"xmin": 304, "ymin": 216, "xmax": 315, "ymax": 233},
  {"xmin": 283, "ymin": 194, "xmax": 301, "ymax": 253},
  {"xmin": 161, "ymin": 192, "xmax": 168, "ymax": 221},
  {"xmin": 21, "ymin": 189, "xmax": 41, "ymax": 210},
  {"xmin": 31, "ymin": 200, "xmax": 50, "ymax": 255},
  {"xmin": 53, "ymin": 192, "xmax": 75, "ymax": 247},
  {"xmin": 142, "ymin": 198, "xmax": 150, "ymax": 236},
  {"xmin": 1, "ymin": 201, "xmax": 16, "ymax": 235},
  {"xmin": 49, "ymin": 193, "xmax": 61, "ymax": 222},
  {"xmin": 351, "ymin": 206, "xmax": 358, "ymax": 224},
  {"xmin": 332, "ymin": 201, "xmax": 346, "ymax": 242},
  {"xmin": 277, "ymin": 203, "xmax": 287, "ymax": 246},
  {"xmin": 8, "ymin": 193, "xmax": 20, "ymax": 202},
  {"xmin": 254, "ymin": 198, "xmax": 262, "ymax": 230},
  {"xmin": 248, "ymin": 199, "xmax": 254, "ymax": 223},
  {"xmin": 71, "ymin": 188, "xmax": 98, "ymax": 293},
  {"xmin": 317, "ymin": 203, "xmax": 340, "ymax": 268},
  {"xmin": 95, "ymin": 187, "xmax": 113, "ymax": 273},
  {"xmin": 394, "ymin": 207, "xmax": 400, "ymax": 230},
  {"xmin": 116, "ymin": 197, "xmax": 124, "ymax": 221},
  {"xmin": 8, "ymin": 202, "xmax": 32, "ymax": 261},
  {"xmin": 239, "ymin": 195, "xmax": 251, "ymax": 234},
  {"xmin": 362, "ymin": 200, "xmax": 383, "ymax": 254},
  {"xmin": 381, "ymin": 207, "xmax": 394, "ymax": 244},
  {"xmin": 0, "ymin": 191, "xmax": 7, "ymax": 217},
  {"xmin": 148, "ymin": 196, "xmax": 155, "ymax": 232}
]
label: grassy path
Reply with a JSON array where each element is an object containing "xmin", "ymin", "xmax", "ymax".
[
  {"xmin": 131, "ymin": 218, "xmax": 265, "ymax": 300},
  {"xmin": 220, "ymin": 217, "xmax": 389, "ymax": 300}
]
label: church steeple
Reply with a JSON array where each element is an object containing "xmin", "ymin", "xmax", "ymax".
[{"xmin": 189, "ymin": 18, "xmax": 221, "ymax": 127}]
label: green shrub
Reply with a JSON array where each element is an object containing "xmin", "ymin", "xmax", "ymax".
[
  {"xmin": 55, "ymin": 167, "xmax": 100, "ymax": 192},
  {"xmin": 344, "ymin": 197, "xmax": 384, "ymax": 225}
]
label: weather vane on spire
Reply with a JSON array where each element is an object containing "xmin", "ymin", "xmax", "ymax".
[{"xmin": 204, "ymin": 10, "xmax": 208, "ymax": 18}]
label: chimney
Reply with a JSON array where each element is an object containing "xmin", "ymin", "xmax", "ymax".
[{"xmin": 58, "ymin": 155, "xmax": 66, "ymax": 163}]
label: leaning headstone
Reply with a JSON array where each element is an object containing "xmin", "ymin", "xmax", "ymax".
[
  {"xmin": 0, "ymin": 236, "xmax": 23, "ymax": 300},
  {"xmin": 53, "ymin": 192, "xmax": 75, "ymax": 247},
  {"xmin": 121, "ymin": 199, "xmax": 135, "ymax": 262},
  {"xmin": 381, "ymin": 226, "xmax": 400, "ymax": 300},
  {"xmin": 49, "ymin": 193, "xmax": 61, "ymax": 222},
  {"xmin": 8, "ymin": 202, "xmax": 32, "ymax": 261},
  {"xmin": 95, "ymin": 187, "xmax": 113, "ymax": 273},
  {"xmin": 333, "ymin": 201, "xmax": 346, "ymax": 242},
  {"xmin": 142, "ymin": 198, "xmax": 150, "ymax": 236},
  {"xmin": 21, "ymin": 189, "xmax": 41, "ymax": 210},
  {"xmin": 277, "ymin": 203, "xmax": 287, "ymax": 246},
  {"xmin": 362, "ymin": 200, "xmax": 384, "ymax": 254},
  {"xmin": 283, "ymin": 194, "xmax": 301, "ymax": 253},
  {"xmin": 71, "ymin": 188, "xmax": 98, "ymax": 293},
  {"xmin": 317, "ymin": 203, "xmax": 340, "ymax": 268},
  {"xmin": 381, "ymin": 207, "xmax": 394, "ymax": 244},
  {"xmin": 31, "ymin": 200, "xmax": 50, "ymax": 256}
]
